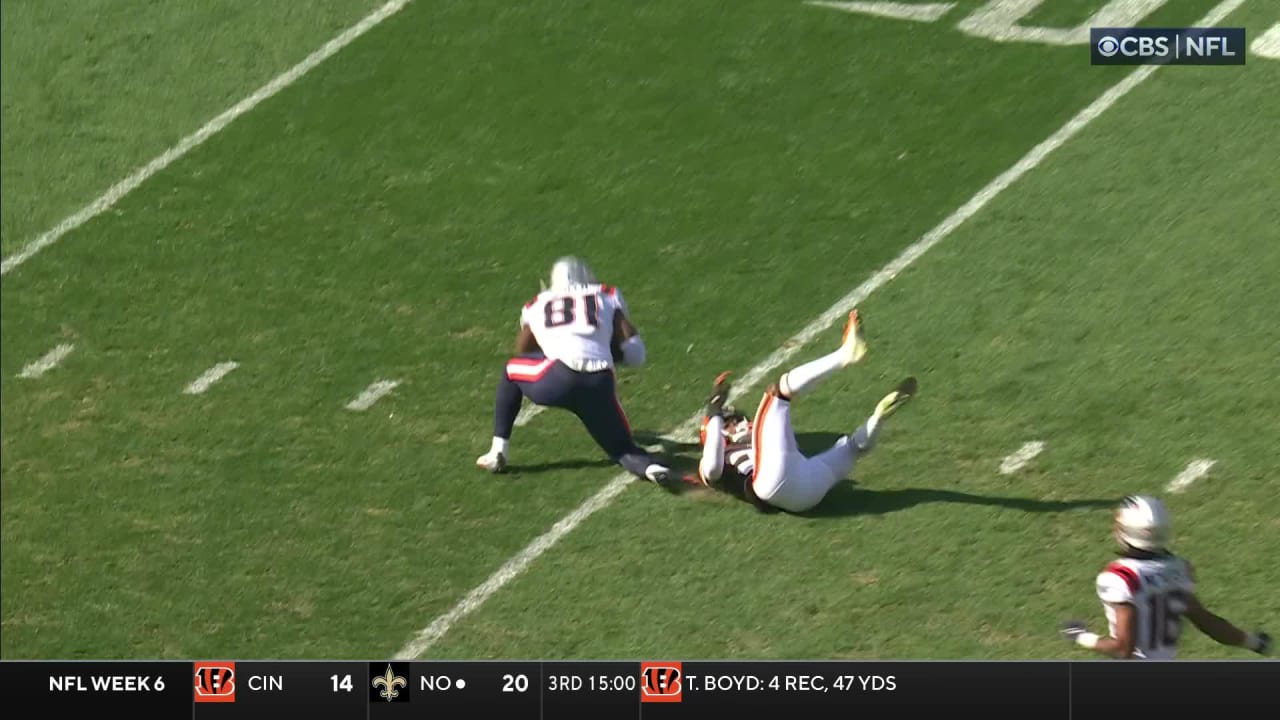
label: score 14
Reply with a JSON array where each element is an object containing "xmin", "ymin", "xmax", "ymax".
[{"xmin": 331, "ymin": 674, "xmax": 354, "ymax": 692}]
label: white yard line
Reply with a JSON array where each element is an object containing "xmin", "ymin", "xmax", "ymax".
[
  {"xmin": 346, "ymin": 379, "xmax": 401, "ymax": 411},
  {"xmin": 805, "ymin": 1, "xmax": 957, "ymax": 22},
  {"xmin": 1252, "ymin": 23, "xmax": 1280, "ymax": 60},
  {"xmin": 183, "ymin": 361, "xmax": 240, "ymax": 395},
  {"xmin": 392, "ymin": 0, "xmax": 1249, "ymax": 660},
  {"xmin": 18, "ymin": 344, "xmax": 76, "ymax": 379},
  {"xmin": 0, "ymin": 0, "xmax": 412, "ymax": 278},
  {"xmin": 1166, "ymin": 459, "xmax": 1216, "ymax": 494},
  {"xmin": 999, "ymin": 441, "xmax": 1045, "ymax": 474}
]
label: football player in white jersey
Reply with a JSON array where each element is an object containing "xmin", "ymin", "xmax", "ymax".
[
  {"xmin": 1062, "ymin": 495, "xmax": 1271, "ymax": 659},
  {"xmin": 475, "ymin": 256, "xmax": 673, "ymax": 485},
  {"xmin": 689, "ymin": 310, "xmax": 917, "ymax": 513}
]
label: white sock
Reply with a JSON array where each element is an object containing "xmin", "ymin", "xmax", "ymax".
[
  {"xmin": 490, "ymin": 437, "xmax": 509, "ymax": 455},
  {"xmin": 854, "ymin": 418, "xmax": 878, "ymax": 450},
  {"xmin": 780, "ymin": 349, "xmax": 846, "ymax": 398}
]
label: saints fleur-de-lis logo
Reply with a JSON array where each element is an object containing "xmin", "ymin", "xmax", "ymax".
[{"xmin": 372, "ymin": 665, "xmax": 407, "ymax": 701}]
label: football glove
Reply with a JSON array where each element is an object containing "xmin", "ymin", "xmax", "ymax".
[
  {"xmin": 1061, "ymin": 620, "xmax": 1100, "ymax": 649},
  {"xmin": 1246, "ymin": 631, "xmax": 1271, "ymax": 655},
  {"xmin": 1060, "ymin": 620, "xmax": 1088, "ymax": 641}
]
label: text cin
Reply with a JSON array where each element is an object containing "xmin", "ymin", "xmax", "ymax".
[{"xmin": 248, "ymin": 675, "xmax": 284, "ymax": 691}]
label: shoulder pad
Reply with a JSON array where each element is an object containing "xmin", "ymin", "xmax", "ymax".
[{"xmin": 1097, "ymin": 561, "xmax": 1141, "ymax": 604}]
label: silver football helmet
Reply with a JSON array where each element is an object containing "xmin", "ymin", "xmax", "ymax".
[
  {"xmin": 1114, "ymin": 495, "xmax": 1172, "ymax": 551},
  {"xmin": 548, "ymin": 256, "xmax": 596, "ymax": 291}
]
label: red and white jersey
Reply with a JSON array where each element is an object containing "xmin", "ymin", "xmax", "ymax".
[
  {"xmin": 1095, "ymin": 554, "xmax": 1195, "ymax": 660},
  {"xmin": 520, "ymin": 283, "xmax": 629, "ymax": 372}
]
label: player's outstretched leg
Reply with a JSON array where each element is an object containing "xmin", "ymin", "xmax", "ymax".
[
  {"xmin": 778, "ymin": 310, "xmax": 868, "ymax": 400},
  {"xmin": 573, "ymin": 371, "xmax": 673, "ymax": 486},
  {"xmin": 811, "ymin": 376, "xmax": 917, "ymax": 481},
  {"xmin": 852, "ymin": 376, "xmax": 917, "ymax": 451},
  {"xmin": 476, "ymin": 371, "xmax": 524, "ymax": 473}
]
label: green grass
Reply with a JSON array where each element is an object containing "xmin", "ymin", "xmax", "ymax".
[
  {"xmin": 2, "ymin": 0, "xmax": 1275, "ymax": 660},
  {"xmin": 0, "ymin": 0, "xmax": 387, "ymax": 254},
  {"xmin": 426, "ymin": 23, "xmax": 1280, "ymax": 659}
]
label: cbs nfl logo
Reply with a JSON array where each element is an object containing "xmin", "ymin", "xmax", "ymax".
[{"xmin": 1091, "ymin": 27, "xmax": 1245, "ymax": 66}]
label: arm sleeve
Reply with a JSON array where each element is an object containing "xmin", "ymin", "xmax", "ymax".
[{"xmin": 698, "ymin": 416, "xmax": 726, "ymax": 483}]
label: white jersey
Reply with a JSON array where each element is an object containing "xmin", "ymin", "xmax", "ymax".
[
  {"xmin": 520, "ymin": 283, "xmax": 628, "ymax": 372},
  {"xmin": 1095, "ymin": 555, "xmax": 1195, "ymax": 660}
]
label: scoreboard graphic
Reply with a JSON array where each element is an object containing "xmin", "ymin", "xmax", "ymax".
[{"xmin": 2, "ymin": 659, "xmax": 1273, "ymax": 718}]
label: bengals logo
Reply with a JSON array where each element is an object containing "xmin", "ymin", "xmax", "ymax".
[
  {"xmin": 194, "ymin": 662, "xmax": 236, "ymax": 703},
  {"xmin": 640, "ymin": 662, "xmax": 682, "ymax": 703}
]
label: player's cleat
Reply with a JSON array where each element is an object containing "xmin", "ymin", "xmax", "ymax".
[
  {"xmin": 873, "ymin": 376, "xmax": 918, "ymax": 419},
  {"xmin": 645, "ymin": 464, "xmax": 669, "ymax": 482},
  {"xmin": 645, "ymin": 464, "xmax": 677, "ymax": 488},
  {"xmin": 475, "ymin": 451, "xmax": 507, "ymax": 473},
  {"xmin": 704, "ymin": 371, "xmax": 733, "ymax": 418},
  {"xmin": 840, "ymin": 310, "xmax": 869, "ymax": 365},
  {"xmin": 1247, "ymin": 631, "xmax": 1272, "ymax": 655}
]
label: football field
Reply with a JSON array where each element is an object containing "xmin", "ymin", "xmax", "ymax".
[{"xmin": 2, "ymin": 0, "xmax": 1277, "ymax": 660}]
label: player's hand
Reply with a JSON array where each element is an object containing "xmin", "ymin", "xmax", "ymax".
[
  {"xmin": 1060, "ymin": 620, "xmax": 1088, "ymax": 643},
  {"xmin": 1247, "ymin": 631, "xmax": 1271, "ymax": 655}
]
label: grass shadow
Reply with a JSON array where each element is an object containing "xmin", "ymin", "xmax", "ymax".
[
  {"xmin": 510, "ymin": 458, "xmax": 618, "ymax": 474},
  {"xmin": 803, "ymin": 484, "xmax": 1118, "ymax": 518},
  {"xmin": 633, "ymin": 429, "xmax": 700, "ymax": 454}
]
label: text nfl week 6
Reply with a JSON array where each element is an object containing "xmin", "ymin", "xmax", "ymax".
[{"xmin": 48, "ymin": 674, "xmax": 167, "ymax": 693}]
